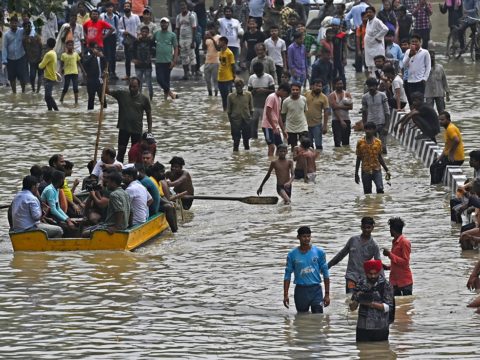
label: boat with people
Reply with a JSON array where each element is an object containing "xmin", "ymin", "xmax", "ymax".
[{"xmin": 9, "ymin": 212, "xmax": 169, "ymax": 252}]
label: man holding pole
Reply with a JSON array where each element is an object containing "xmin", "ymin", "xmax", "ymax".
[{"xmin": 106, "ymin": 77, "xmax": 152, "ymax": 163}]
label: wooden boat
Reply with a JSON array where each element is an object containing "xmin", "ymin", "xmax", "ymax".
[{"xmin": 9, "ymin": 213, "xmax": 169, "ymax": 252}]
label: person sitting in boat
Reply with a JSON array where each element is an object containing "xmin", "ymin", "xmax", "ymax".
[
  {"xmin": 147, "ymin": 162, "xmax": 184, "ymax": 233},
  {"xmin": 40, "ymin": 170, "xmax": 77, "ymax": 232},
  {"xmin": 91, "ymin": 147, "xmax": 123, "ymax": 185},
  {"xmin": 122, "ymin": 166, "xmax": 152, "ymax": 226},
  {"xmin": 63, "ymin": 160, "xmax": 85, "ymax": 217},
  {"xmin": 11, "ymin": 175, "xmax": 64, "ymax": 238},
  {"xmin": 82, "ymin": 171, "xmax": 131, "ymax": 237},
  {"xmin": 128, "ymin": 132, "xmax": 157, "ymax": 164},
  {"xmin": 166, "ymin": 156, "xmax": 195, "ymax": 210},
  {"xmin": 135, "ymin": 163, "xmax": 160, "ymax": 217},
  {"xmin": 142, "ymin": 150, "xmax": 155, "ymax": 168}
]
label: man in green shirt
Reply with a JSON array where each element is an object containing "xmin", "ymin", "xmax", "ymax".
[
  {"xmin": 227, "ymin": 78, "xmax": 254, "ymax": 151},
  {"xmin": 154, "ymin": 17, "xmax": 179, "ymax": 100},
  {"xmin": 106, "ymin": 77, "xmax": 152, "ymax": 163}
]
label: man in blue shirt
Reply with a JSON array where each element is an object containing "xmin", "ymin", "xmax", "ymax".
[
  {"xmin": 2, "ymin": 16, "xmax": 27, "ymax": 93},
  {"xmin": 283, "ymin": 226, "xmax": 330, "ymax": 313},
  {"xmin": 11, "ymin": 175, "xmax": 63, "ymax": 238}
]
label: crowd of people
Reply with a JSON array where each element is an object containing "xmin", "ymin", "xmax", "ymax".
[{"xmin": 4, "ymin": 0, "xmax": 480, "ymax": 342}]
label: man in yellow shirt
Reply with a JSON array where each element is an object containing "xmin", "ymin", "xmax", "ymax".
[
  {"xmin": 430, "ymin": 111, "xmax": 464, "ymax": 184},
  {"xmin": 218, "ymin": 36, "xmax": 235, "ymax": 111},
  {"xmin": 38, "ymin": 38, "xmax": 59, "ymax": 111}
]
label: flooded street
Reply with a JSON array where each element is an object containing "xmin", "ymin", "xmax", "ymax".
[{"xmin": 1, "ymin": 10, "xmax": 480, "ymax": 358}]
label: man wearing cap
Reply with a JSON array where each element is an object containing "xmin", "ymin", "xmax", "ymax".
[
  {"xmin": 154, "ymin": 17, "xmax": 179, "ymax": 100},
  {"xmin": 283, "ymin": 226, "xmax": 331, "ymax": 314},
  {"xmin": 137, "ymin": 8, "xmax": 157, "ymax": 36},
  {"xmin": 349, "ymin": 259, "xmax": 394, "ymax": 342},
  {"xmin": 128, "ymin": 132, "xmax": 157, "ymax": 164}
]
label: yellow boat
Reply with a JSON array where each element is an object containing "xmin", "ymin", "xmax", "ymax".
[{"xmin": 9, "ymin": 213, "xmax": 169, "ymax": 252}]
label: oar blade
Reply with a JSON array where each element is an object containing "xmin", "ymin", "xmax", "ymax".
[{"xmin": 240, "ymin": 196, "xmax": 279, "ymax": 205}]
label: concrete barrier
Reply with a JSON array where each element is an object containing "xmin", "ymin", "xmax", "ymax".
[{"xmin": 388, "ymin": 110, "xmax": 467, "ymax": 194}]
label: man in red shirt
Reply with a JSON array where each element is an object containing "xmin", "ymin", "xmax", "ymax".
[
  {"xmin": 128, "ymin": 132, "xmax": 157, "ymax": 164},
  {"xmin": 383, "ymin": 217, "xmax": 413, "ymax": 296},
  {"xmin": 83, "ymin": 9, "xmax": 113, "ymax": 49}
]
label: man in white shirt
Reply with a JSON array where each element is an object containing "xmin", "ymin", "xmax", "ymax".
[
  {"xmin": 402, "ymin": 33, "xmax": 431, "ymax": 106},
  {"xmin": 218, "ymin": 6, "xmax": 243, "ymax": 63},
  {"xmin": 119, "ymin": 1, "xmax": 141, "ymax": 80},
  {"xmin": 39, "ymin": 11, "xmax": 58, "ymax": 45},
  {"xmin": 248, "ymin": 61, "xmax": 275, "ymax": 139},
  {"xmin": 176, "ymin": 1, "xmax": 197, "ymax": 80},
  {"xmin": 264, "ymin": 25, "xmax": 287, "ymax": 85},
  {"xmin": 122, "ymin": 167, "xmax": 153, "ymax": 225},
  {"xmin": 92, "ymin": 148, "xmax": 123, "ymax": 184}
]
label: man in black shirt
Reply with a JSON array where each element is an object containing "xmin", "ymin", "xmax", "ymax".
[
  {"xmin": 242, "ymin": 18, "xmax": 266, "ymax": 68},
  {"xmin": 395, "ymin": 92, "xmax": 440, "ymax": 142}
]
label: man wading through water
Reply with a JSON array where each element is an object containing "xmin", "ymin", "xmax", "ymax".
[{"xmin": 107, "ymin": 77, "xmax": 152, "ymax": 163}]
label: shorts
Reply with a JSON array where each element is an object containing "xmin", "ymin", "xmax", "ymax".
[
  {"xmin": 287, "ymin": 131, "xmax": 308, "ymax": 146},
  {"xmin": 294, "ymin": 284, "xmax": 324, "ymax": 313},
  {"xmin": 179, "ymin": 39, "xmax": 196, "ymax": 66},
  {"xmin": 276, "ymin": 184, "xmax": 292, "ymax": 198},
  {"xmin": 356, "ymin": 327, "xmax": 389, "ymax": 342},
  {"xmin": 393, "ymin": 284, "xmax": 413, "ymax": 296},
  {"xmin": 294, "ymin": 169, "xmax": 304, "ymax": 179},
  {"xmin": 262, "ymin": 127, "xmax": 283, "ymax": 146},
  {"xmin": 7, "ymin": 55, "xmax": 28, "ymax": 83},
  {"xmin": 181, "ymin": 197, "xmax": 193, "ymax": 210}
]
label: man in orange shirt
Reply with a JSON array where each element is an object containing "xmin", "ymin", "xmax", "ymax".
[
  {"xmin": 131, "ymin": 0, "xmax": 149, "ymax": 17},
  {"xmin": 383, "ymin": 217, "xmax": 413, "ymax": 296}
]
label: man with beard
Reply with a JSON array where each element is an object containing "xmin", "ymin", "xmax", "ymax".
[
  {"xmin": 107, "ymin": 77, "xmax": 152, "ymax": 163},
  {"xmin": 363, "ymin": 7, "xmax": 388, "ymax": 76},
  {"xmin": 349, "ymin": 259, "xmax": 394, "ymax": 342}
]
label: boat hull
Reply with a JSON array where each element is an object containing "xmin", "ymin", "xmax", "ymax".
[{"xmin": 9, "ymin": 213, "xmax": 169, "ymax": 252}]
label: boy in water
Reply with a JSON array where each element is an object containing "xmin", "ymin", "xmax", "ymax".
[
  {"xmin": 257, "ymin": 144, "xmax": 294, "ymax": 204},
  {"xmin": 293, "ymin": 137, "xmax": 317, "ymax": 183}
]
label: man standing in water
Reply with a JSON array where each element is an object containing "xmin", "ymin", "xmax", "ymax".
[
  {"xmin": 328, "ymin": 217, "xmax": 382, "ymax": 293},
  {"xmin": 355, "ymin": 122, "xmax": 390, "ymax": 194},
  {"xmin": 166, "ymin": 156, "xmax": 195, "ymax": 210},
  {"xmin": 107, "ymin": 77, "xmax": 152, "ymax": 163},
  {"xmin": 2, "ymin": 16, "xmax": 27, "ymax": 93},
  {"xmin": 283, "ymin": 226, "xmax": 330, "ymax": 313},
  {"xmin": 281, "ymin": 83, "xmax": 308, "ymax": 153},
  {"xmin": 383, "ymin": 217, "xmax": 413, "ymax": 296},
  {"xmin": 155, "ymin": 17, "xmax": 179, "ymax": 100},
  {"xmin": 349, "ymin": 259, "xmax": 394, "ymax": 342},
  {"xmin": 38, "ymin": 38, "xmax": 59, "ymax": 111},
  {"xmin": 429, "ymin": 111, "xmax": 464, "ymax": 184}
]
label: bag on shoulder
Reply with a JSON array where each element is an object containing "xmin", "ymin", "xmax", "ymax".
[{"xmin": 122, "ymin": 17, "xmax": 135, "ymax": 49}]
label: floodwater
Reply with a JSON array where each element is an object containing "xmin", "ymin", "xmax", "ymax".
[{"xmin": 1, "ymin": 11, "xmax": 480, "ymax": 359}]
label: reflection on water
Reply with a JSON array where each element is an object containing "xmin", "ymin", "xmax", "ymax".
[{"xmin": 0, "ymin": 12, "xmax": 479, "ymax": 357}]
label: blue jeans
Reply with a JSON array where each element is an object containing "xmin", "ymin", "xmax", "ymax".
[
  {"xmin": 294, "ymin": 284, "xmax": 324, "ymax": 313},
  {"xmin": 135, "ymin": 67, "xmax": 153, "ymax": 99},
  {"xmin": 308, "ymin": 124, "xmax": 323, "ymax": 150},
  {"xmin": 290, "ymin": 73, "xmax": 306, "ymax": 85},
  {"xmin": 44, "ymin": 79, "xmax": 58, "ymax": 111},
  {"xmin": 228, "ymin": 46, "xmax": 240, "ymax": 63},
  {"xmin": 218, "ymin": 80, "xmax": 232, "ymax": 111},
  {"xmin": 361, "ymin": 170, "xmax": 384, "ymax": 194}
]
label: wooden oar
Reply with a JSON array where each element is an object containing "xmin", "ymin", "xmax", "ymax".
[
  {"xmin": 0, "ymin": 204, "xmax": 10, "ymax": 210},
  {"xmin": 183, "ymin": 195, "xmax": 278, "ymax": 205},
  {"xmin": 93, "ymin": 65, "xmax": 109, "ymax": 162}
]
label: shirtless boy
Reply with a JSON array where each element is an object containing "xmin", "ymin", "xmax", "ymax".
[
  {"xmin": 293, "ymin": 137, "xmax": 317, "ymax": 183},
  {"xmin": 165, "ymin": 156, "xmax": 195, "ymax": 210},
  {"xmin": 257, "ymin": 144, "xmax": 294, "ymax": 204}
]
